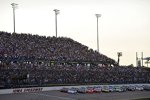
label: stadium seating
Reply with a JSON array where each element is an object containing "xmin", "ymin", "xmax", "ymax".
[{"xmin": 0, "ymin": 31, "xmax": 150, "ymax": 88}]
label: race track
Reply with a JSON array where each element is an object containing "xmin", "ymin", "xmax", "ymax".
[{"xmin": 0, "ymin": 90, "xmax": 150, "ymax": 100}]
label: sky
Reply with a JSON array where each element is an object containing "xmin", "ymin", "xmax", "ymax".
[{"xmin": 0, "ymin": 0, "xmax": 150, "ymax": 66}]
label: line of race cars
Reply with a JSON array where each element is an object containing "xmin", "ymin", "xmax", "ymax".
[{"xmin": 60, "ymin": 85, "xmax": 150, "ymax": 94}]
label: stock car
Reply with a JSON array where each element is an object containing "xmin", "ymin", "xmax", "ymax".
[
  {"xmin": 127, "ymin": 85, "xmax": 136, "ymax": 91},
  {"xmin": 121, "ymin": 86, "xmax": 127, "ymax": 92},
  {"xmin": 77, "ymin": 87, "xmax": 87, "ymax": 93},
  {"xmin": 78, "ymin": 87, "xmax": 95, "ymax": 93},
  {"xmin": 60, "ymin": 87, "xmax": 69, "ymax": 93},
  {"xmin": 93, "ymin": 86, "xmax": 102, "ymax": 93},
  {"xmin": 109, "ymin": 86, "xmax": 115, "ymax": 92},
  {"xmin": 135, "ymin": 85, "xmax": 144, "ymax": 91},
  {"xmin": 86, "ymin": 87, "xmax": 94, "ymax": 93},
  {"xmin": 102, "ymin": 86, "xmax": 110, "ymax": 92},
  {"xmin": 143, "ymin": 85, "xmax": 150, "ymax": 91},
  {"xmin": 113, "ymin": 86, "xmax": 126, "ymax": 92},
  {"xmin": 67, "ymin": 88, "xmax": 78, "ymax": 94}
]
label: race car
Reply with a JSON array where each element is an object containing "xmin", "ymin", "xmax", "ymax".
[
  {"xmin": 135, "ymin": 85, "xmax": 144, "ymax": 91},
  {"xmin": 67, "ymin": 87, "xmax": 78, "ymax": 94},
  {"xmin": 77, "ymin": 87, "xmax": 87, "ymax": 93},
  {"xmin": 143, "ymin": 85, "xmax": 150, "ymax": 91},
  {"xmin": 127, "ymin": 85, "xmax": 136, "ymax": 91},
  {"xmin": 109, "ymin": 86, "xmax": 115, "ymax": 92},
  {"xmin": 60, "ymin": 87, "xmax": 69, "ymax": 93},
  {"xmin": 86, "ymin": 87, "xmax": 94, "ymax": 93},
  {"xmin": 93, "ymin": 86, "xmax": 102, "ymax": 93},
  {"xmin": 102, "ymin": 86, "xmax": 109, "ymax": 93},
  {"xmin": 114, "ymin": 86, "xmax": 125, "ymax": 92}
]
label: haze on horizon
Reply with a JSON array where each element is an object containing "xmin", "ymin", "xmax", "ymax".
[{"xmin": 0, "ymin": 0, "xmax": 150, "ymax": 66}]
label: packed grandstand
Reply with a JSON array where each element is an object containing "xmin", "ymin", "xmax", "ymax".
[{"xmin": 0, "ymin": 31, "xmax": 150, "ymax": 89}]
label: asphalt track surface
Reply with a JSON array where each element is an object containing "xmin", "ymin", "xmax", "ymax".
[{"xmin": 0, "ymin": 91, "xmax": 150, "ymax": 100}]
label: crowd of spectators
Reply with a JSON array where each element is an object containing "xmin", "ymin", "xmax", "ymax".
[
  {"xmin": 0, "ymin": 31, "xmax": 150, "ymax": 89},
  {"xmin": 0, "ymin": 63, "xmax": 150, "ymax": 88},
  {"xmin": 0, "ymin": 31, "xmax": 116, "ymax": 65}
]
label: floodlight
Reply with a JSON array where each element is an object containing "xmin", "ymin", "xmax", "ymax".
[
  {"xmin": 117, "ymin": 52, "xmax": 122, "ymax": 57},
  {"xmin": 54, "ymin": 9, "xmax": 60, "ymax": 15},
  {"xmin": 95, "ymin": 14, "xmax": 101, "ymax": 18},
  {"xmin": 11, "ymin": 3, "xmax": 18, "ymax": 9}
]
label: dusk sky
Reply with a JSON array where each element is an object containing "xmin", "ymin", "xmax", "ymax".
[{"xmin": 0, "ymin": 0, "xmax": 150, "ymax": 66}]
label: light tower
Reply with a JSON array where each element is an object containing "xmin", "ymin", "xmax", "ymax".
[
  {"xmin": 53, "ymin": 9, "xmax": 60, "ymax": 37},
  {"xmin": 95, "ymin": 14, "xmax": 101, "ymax": 52},
  {"xmin": 117, "ymin": 52, "xmax": 122, "ymax": 66},
  {"xmin": 11, "ymin": 3, "xmax": 18, "ymax": 33}
]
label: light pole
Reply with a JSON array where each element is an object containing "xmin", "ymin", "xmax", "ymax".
[
  {"xmin": 95, "ymin": 14, "xmax": 101, "ymax": 52},
  {"xmin": 53, "ymin": 9, "xmax": 60, "ymax": 37},
  {"xmin": 11, "ymin": 3, "xmax": 18, "ymax": 33},
  {"xmin": 117, "ymin": 52, "xmax": 122, "ymax": 66}
]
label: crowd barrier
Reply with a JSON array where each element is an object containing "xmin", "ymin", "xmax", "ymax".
[{"xmin": 0, "ymin": 84, "xmax": 150, "ymax": 94}]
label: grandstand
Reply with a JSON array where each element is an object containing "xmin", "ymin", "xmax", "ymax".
[{"xmin": 0, "ymin": 31, "xmax": 150, "ymax": 89}]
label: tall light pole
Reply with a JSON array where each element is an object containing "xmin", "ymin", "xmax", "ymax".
[
  {"xmin": 117, "ymin": 52, "xmax": 122, "ymax": 66},
  {"xmin": 11, "ymin": 3, "xmax": 18, "ymax": 33},
  {"xmin": 95, "ymin": 14, "xmax": 101, "ymax": 52},
  {"xmin": 141, "ymin": 52, "xmax": 143, "ymax": 67},
  {"xmin": 53, "ymin": 9, "xmax": 60, "ymax": 37},
  {"xmin": 136, "ymin": 52, "xmax": 138, "ymax": 67}
]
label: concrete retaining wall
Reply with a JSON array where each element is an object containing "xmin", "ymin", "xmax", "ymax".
[{"xmin": 0, "ymin": 84, "xmax": 150, "ymax": 94}]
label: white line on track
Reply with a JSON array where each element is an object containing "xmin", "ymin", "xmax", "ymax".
[{"xmin": 31, "ymin": 93, "xmax": 75, "ymax": 100}]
